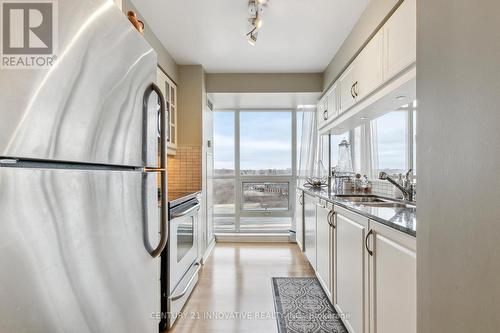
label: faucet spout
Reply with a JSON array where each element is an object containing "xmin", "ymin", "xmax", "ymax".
[{"xmin": 379, "ymin": 171, "xmax": 414, "ymax": 202}]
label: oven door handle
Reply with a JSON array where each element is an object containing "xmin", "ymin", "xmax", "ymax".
[
  {"xmin": 171, "ymin": 203, "xmax": 201, "ymax": 219},
  {"xmin": 169, "ymin": 262, "xmax": 202, "ymax": 301}
]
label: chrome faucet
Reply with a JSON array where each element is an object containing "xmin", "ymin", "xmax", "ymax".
[{"xmin": 379, "ymin": 169, "xmax": 415, "ymax": 202}]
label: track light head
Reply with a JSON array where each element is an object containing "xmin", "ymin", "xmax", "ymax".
[
  {"xmin": 248, "ymin": 32, "xmax": 258, "ymax": 46},
  {"xmin": 253, "ymin": 16, "xmax": 263, "ymax": 28}
]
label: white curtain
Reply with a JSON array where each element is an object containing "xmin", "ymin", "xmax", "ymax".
[
  {"xmin": 352, "ymin": 122, "xmax": 378, "ymax": 179},
  {"xmin": 297, "ymin": 110, "xmax": 318, "ymax": 185}
]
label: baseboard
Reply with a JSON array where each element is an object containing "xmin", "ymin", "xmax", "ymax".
[
  {"xmin": 201, "ymin": 238, "xmax": 216, "ymax": 264},
  {"xmin": 215, "ymin": 233, "xmax": 291, "ymax": 243}
]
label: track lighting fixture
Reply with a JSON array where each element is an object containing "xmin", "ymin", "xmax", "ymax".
[
  {"xmin": 246, "ymin": 0, "xmax": 268, "ymax": 46},
  {"xmin": 246, "ymin": 28, "xmax": 258, "ymax": 46},
  {"xmin": 248, "ymin": 32, "xmax": 258, "ymax": 46}
]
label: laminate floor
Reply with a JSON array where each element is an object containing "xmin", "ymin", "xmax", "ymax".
[{"xmin": 167, "ymin": 242, "xmax": 314, "ymax": 333}]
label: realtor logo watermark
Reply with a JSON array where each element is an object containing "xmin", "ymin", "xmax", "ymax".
[{"xmin": 1, "ymin": 0, "xmax": 58, "ymax": 68}]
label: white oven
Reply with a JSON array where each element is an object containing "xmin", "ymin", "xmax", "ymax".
[{"xmin": 164, "ymin": 196, "xmax": 201, "ymax": 329}]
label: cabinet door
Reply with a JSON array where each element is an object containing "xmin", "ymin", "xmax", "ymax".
[
  {"xmin": 317, "ymin": 97, "xmax": 328, "ymax": 130},
  {"xmin": 368, "ymin": 222, "xmax": 416, "ymax": 333},
  {"xmin": 339, "ymin": 65, "xmax": 357, "ymax": 113},
  {"xmin": 327, "ymin": 84, "xmax": 339, "ymax": 122},
  {"xmin": 156, "ymin": 68, "xmax": 177, "ymax": 154},
  {"xmin": 354, "ymin": 30, "xmax": 383, "ymax": 100},
  {"xmin": 303, "ymin": 193, "xmax": 318, "ymax": 269},
  {"xmin": 383, "ymin": 0, "xmax": 416, "ymax": 81},
  {"xmin": 315, "ymin": 201, "xmax": 333, "ymax": 299},
  {"xmin": 335, "ymin": 208, "xmax": 369, "ymax": 333},
  {"xmin": 295, "ymin": 191, "xmax": 304, "ymax": 251}
]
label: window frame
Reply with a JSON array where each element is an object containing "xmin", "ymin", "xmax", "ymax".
[
  {"xmin": 212, "ymin": 109, "xmax": 297, "ymax": 234},
  {"xmin": 346, "ymin": 102, "xmax": 417, "ymax": 179}
]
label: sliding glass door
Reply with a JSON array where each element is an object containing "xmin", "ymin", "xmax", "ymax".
[{"xmin": 213, "ymin": 110, "xmax": 297, "ymax": 234}]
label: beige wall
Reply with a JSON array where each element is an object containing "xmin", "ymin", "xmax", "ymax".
[
  {"xmin": 122, "ymin": 0, "xmax": 179, "ymax": 83},
  {"xmin": 322, "ymin": 0, "xmax": 401, "ymax": 92},
  {"xmin": 206, "ymin": 73, "xmax": 323, "ymax": 93},
  {"xmin": 177, "ymin": 65, "xmax": 204, "ymax": 146},
  {"xmin": 417, "ymin": 1, "xmax": 500, "ymax": 332}
]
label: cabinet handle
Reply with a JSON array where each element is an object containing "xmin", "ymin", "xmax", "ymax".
[
  {"xmin": 354, "ymin": 81, "xmax": 359, "ymax": 97},
  {"xmin": 323, "ymin": 109, "xmax": 328, "ymax": 120},
  {"xmin": 365, "ymin": 229, "xmax": 374, "ymax": 256},
  {"xmin": 328, "ymin": 211, "xmax": 335, "ymax": 228},
  {"xmin": 350, "ymin": 84, "xmax": 355, "ymax": 98},
  {"xmin": 299, "ymin": 194, "xmax": 303, "ymax": 205}
]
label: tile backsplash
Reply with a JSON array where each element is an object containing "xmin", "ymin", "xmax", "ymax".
[
  {"xmin": 370, "ymin": 179, "xmax": 398, "ymax": 198},
  {"xmin": 168, "ymin": 144, "xmax": 202, "ymax": 198}
]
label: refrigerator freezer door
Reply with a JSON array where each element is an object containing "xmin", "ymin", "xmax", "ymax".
[
  {"xmin": 0, "ymin": 167, "xmax": 160, "ymax": 333},
  {"xmin": 0, "ymin": 0, "xmax": 157, "ymax": 167}
]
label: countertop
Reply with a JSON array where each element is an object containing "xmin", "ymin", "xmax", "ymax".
[
  {"xmin": 298, "ymin": 186, "xmax": 416, "ymax": 237},
  {"xmin": 168, "ymin": 191, "xmax": 201, "ymax": 208}
]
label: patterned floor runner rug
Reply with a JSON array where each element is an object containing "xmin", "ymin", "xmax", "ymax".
[{"xmin": 271, "ymin": 277, "xmax": 348, "ymax": 333}]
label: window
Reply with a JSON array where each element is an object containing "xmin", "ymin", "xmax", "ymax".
[
  {"xmin": 213, "ymin": 112, "xmax": 236, "ymax": 233},
  {"xmin": 342, "ymin": 101, "xmax": 417, "ymax": 179},
  {"xmin": 412, "ymin": 101, "xmax": 417, "ymax": 173},
  {"xmin": 372, "ymin": 111, "xmax": 407, "ymax": 175},
  {"xmin": 240, "ymin": 112, "xmax": 292, "ymax": 176},
  {"xmin": 214, "ymin": 112, "xmax": 235, "ymax": 176},
  {"xmin": 213, "ymin": 179, "xmax": 235, "ymax": 214},
  {"xmin": 242, "ymin": 182, "xmax": 289, "ymax": 211},
  {"xmin": 352, "ymin": 126, "xmax": 362, "ymax": 173},
  {"xmin": 213, "ymin": 110, "xmax": 296, "ymax": 234}
]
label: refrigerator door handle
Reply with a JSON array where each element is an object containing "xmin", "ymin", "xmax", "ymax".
[{"xmin": 143, "ymin": 83, "xmax": 168, "ymax": 258}]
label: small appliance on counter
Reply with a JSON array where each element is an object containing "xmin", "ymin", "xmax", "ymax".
[{"xmin": 160, "ymin": 192, "xmax": 201, "ymax": 330}]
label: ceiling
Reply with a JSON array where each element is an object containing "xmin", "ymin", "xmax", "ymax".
[
  {"xmin": 207, "ymin": 92, "xmax": 321, "ymax": 109},
  {"xmin": 131, "ymin": 0, "xmax": 370, "ymax": 73}
]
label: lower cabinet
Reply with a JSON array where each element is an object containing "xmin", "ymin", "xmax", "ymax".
[
  {"xmin": 303, "ymin": 193, "xmax": 318, "ymax": 269},
  {"xmin": 368, "ymin": 221, "xmax": 416, "ymax": 333},
  {"xmin": 315, "ymin": 199, "xmax": 334, "ymax": 300},
  {"xmin": 297, "ymin": 191, "xmax": 417, "ymax": 333},
  {"xmin": 334, "ymin": 206, "xmax": 370, "ymax": 333},
  {"xmin": 334, "ymin": 205, "xmax": 417, "ymax": 333},
  {"xmin": 295, "ymin": 190, "xmax": 304, "ymax": 251}
]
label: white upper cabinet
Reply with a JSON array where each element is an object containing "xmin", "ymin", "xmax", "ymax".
[
  {"xmin": 354, "ymin": 30, "xmax": 384, "ymax": 101},
  {"xmin": 340, "ymin": 30, "xmax": 383, "ymax": 114},
  {"xmin": 156, "ymin": 67, "xmax": 177, "ymax": 155},
  {"xmin": 318, "ymin": 84, "xmax": 340, "ymax": 130},
  {"xmin": 383, "ymin": 0, "xmax": 417, "ymax": 81},
  {"xmin": 339, "ymin": 65, "xmax": 357, "ymax": 114},
  {"xmin": 327, "ymin": 84, "xmax": 340, "ymax": 121},
  {"xmin": 318, "ymin": 0, "xmax": 416, "ymax": 131},
  {"xmin": 317, "ymin": 96, "xmax": 327, "ymax": 129},
  {"xmin": 368, "ymin": 221, "xmax": 416, "ymax": 333}
]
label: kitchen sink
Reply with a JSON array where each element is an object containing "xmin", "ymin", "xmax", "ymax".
[
  {"xmin": 361, "ymin": 202, "xmax": 415, "ymax": 208},
  {"xmin": 335, "ymin": 195, "xmax": 415, "ymax": 209},
  {"xmin": 335, "ymin": 195, "xmax": 388, "ymax": 203}
]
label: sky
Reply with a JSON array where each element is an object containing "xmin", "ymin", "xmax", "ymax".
[
  {"xmin": 374, "ymin": 111, "xmax": 407, "ymax": 171},
  {"xmin": 214, "ymin": 112, "xmax": 292, "ymax": 171},
  {"xmin": 214, "ymin": 110, "xmax": 412, "ymax": 174}
]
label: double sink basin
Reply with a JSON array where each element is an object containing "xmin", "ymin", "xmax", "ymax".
[{"xmin": 335, "ymin": 194, "xmax": 416, "ymax": 209}]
